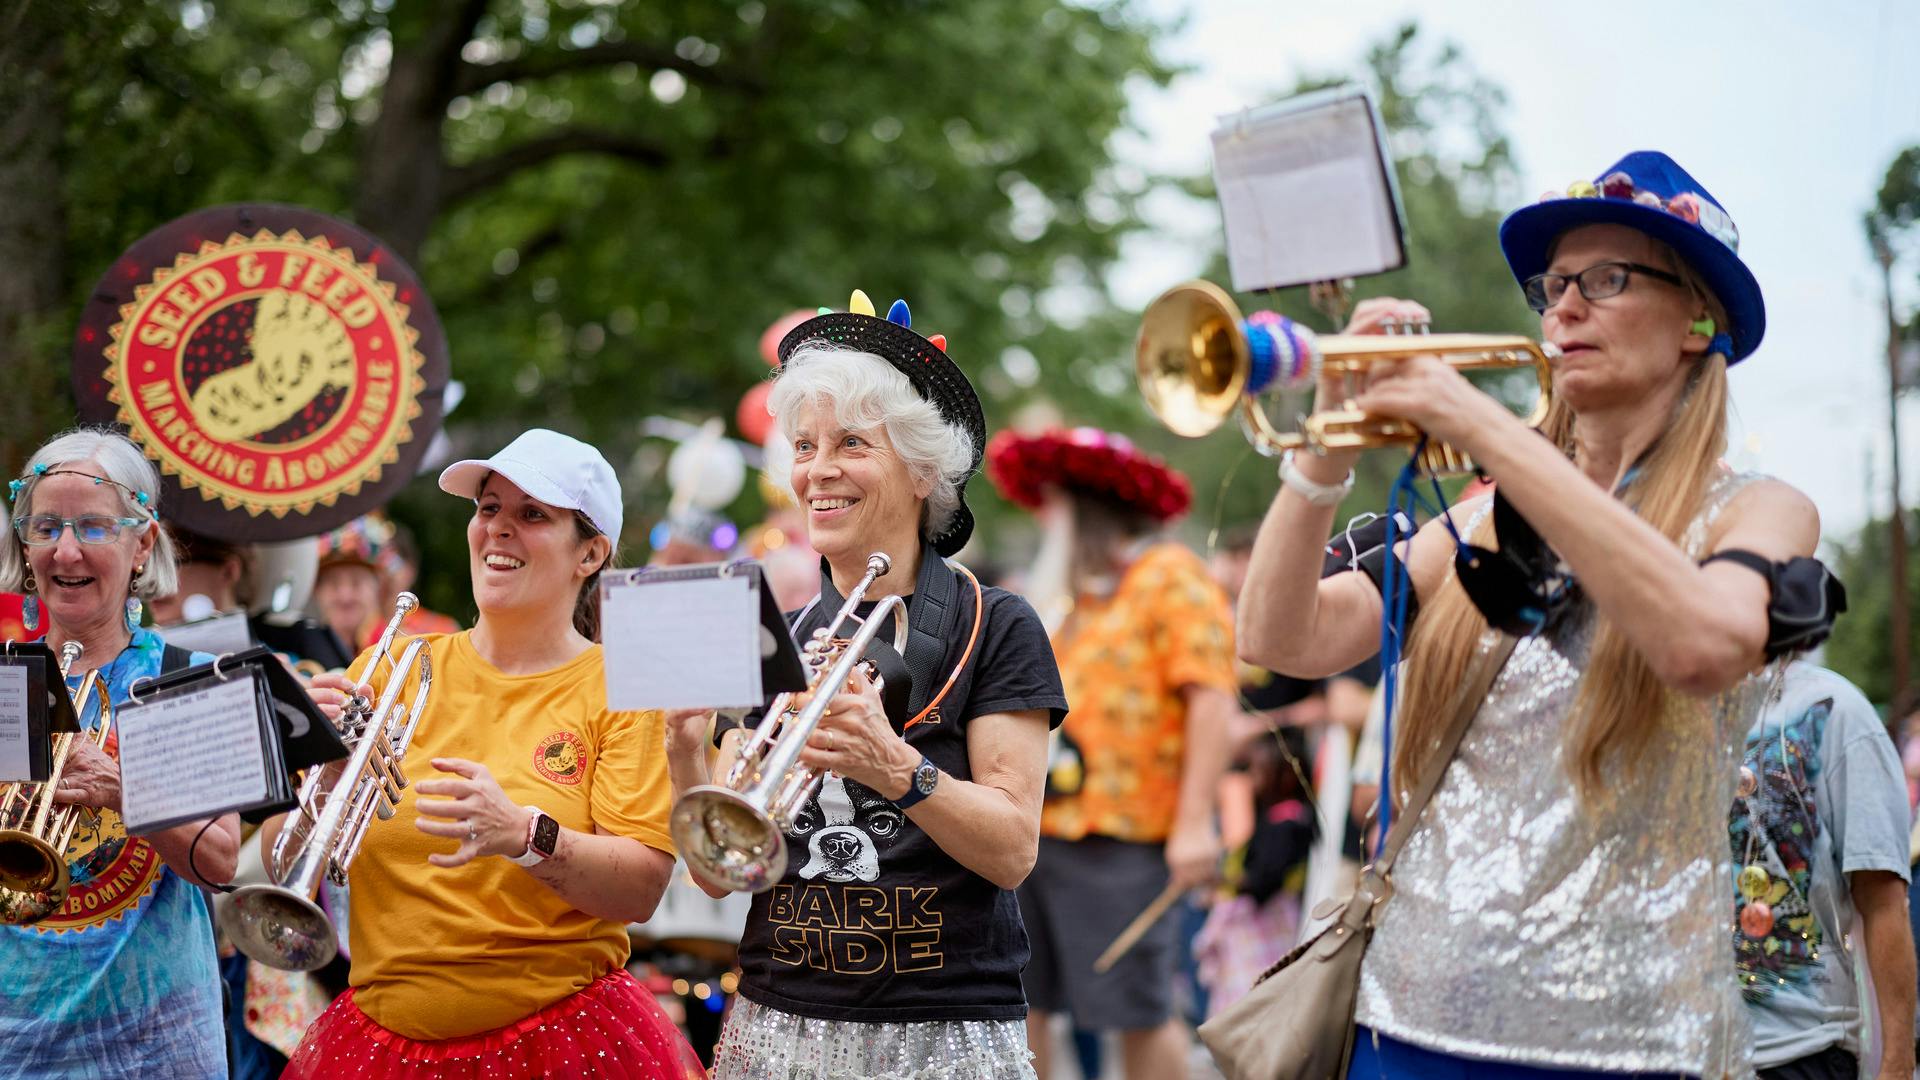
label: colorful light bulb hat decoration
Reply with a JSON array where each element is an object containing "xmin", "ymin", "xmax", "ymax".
[
  {"xmin": 1498, "ymin": 150, "xmax": 1764, "ymax": 362},
  {"xmin": 776, "ymin": 290, "xmax": 987, "ymax": 557},
  {"xmin": 986, "ymin": 427, "xmax": 1193, "ymax": 524}
]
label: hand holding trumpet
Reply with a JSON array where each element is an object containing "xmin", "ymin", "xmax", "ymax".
[
  {"xmin": 794, "ymin": 667, "xmax": 918, "ymax": 801},
  {"xmin": 1337, "ymin": 296, "xmax": 1523, "ymax": 456}
]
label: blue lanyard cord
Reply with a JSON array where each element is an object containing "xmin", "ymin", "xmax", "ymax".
[{"xmin": 1372, "ymin": 445, "xmax": 1461, "ymax": 858}]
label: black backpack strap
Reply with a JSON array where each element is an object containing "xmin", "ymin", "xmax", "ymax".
[
  {"xmin": 160, "ymin": 643, "xmax": 195, "ymax": 675},
  {"xmin": 901, "ymin": 555, "xmax": 959, "ymax": 718}
]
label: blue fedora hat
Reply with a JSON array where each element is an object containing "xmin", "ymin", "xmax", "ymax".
[{"xmin": 1498, "ymin": 151, "xmax": 1764, "ymax": 362}]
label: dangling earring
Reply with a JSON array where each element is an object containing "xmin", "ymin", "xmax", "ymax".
[
  {"xmin": 124, "ymin": 565, "xmax": 144, "ymax": 633},
  {"xmin": 21, "ymin": 568, "xmax": 39, "ymax": 634}
]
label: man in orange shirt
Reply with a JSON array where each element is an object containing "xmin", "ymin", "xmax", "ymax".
[{"xmin": 987, "ymin": 428, "xmax": 1238, "ymax": 1080}]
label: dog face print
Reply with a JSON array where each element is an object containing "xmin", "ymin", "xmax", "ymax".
[{"xmin": 792, "ymin": 774, "xmax": 908, "ymax": 882}]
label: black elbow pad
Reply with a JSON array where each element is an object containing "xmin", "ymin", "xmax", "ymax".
[{"xmin": 1700, "ymin": 550, "xmax": 1848, "ymax": 660}]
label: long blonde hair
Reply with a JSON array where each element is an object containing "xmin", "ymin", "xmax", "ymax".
[{"xmin": 1390, "ymin": 248, "xmax": 1732, "ymax": 805}]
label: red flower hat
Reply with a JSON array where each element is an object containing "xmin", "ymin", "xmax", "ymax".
[{"xmin": 986, "ymin": 428, "xmax": 1192, "ymax": 523}]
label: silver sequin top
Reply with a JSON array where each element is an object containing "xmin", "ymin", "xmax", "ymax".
[{"xmin": 1356, "ymin": 472, "xmax": 1776, "ymax": 1077}]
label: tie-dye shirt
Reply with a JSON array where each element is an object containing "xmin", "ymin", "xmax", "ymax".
[
  {"xmin": 1730, "ymin": 662, "xmax": 1913, "ymax": 1067},
  {"xmin": 0, "ymin": 629, "xmax": 225, "ymax": 1079}
]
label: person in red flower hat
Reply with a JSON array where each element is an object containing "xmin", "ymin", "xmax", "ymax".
[{"xmin": 987, "ymin": 427, "xmax": 1237, "ymax": 1080}]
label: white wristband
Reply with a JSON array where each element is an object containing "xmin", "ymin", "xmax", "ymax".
[{"xmin": 1279, "ymin": 451, "xmax": 1354, "ymax": 507}]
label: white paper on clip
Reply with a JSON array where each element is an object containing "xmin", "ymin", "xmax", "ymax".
[
  {"xmin": 154, "ymin": 611, "xmax": 254, "ymax": 656},
  {"xmin": 602, "ymin": 573, "xmax": 764, "ymax": 711},
  {"xmin": 1211, "ymin": 92, "xmax": 1404, "ymax": 292},
  {"xmin": 0, "ymin": 664, "xmax": 29, "ymax": 783},
  {"xmin": 117, "ymin": 675, "xmax": 269, "ymax": 833}
]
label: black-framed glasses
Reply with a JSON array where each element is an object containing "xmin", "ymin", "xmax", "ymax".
[
  {"xmin": 12, "ymin": 514, "xmax": 146, "ymax": 546},
  {"xmin": 1521, "ymin": 261, "xmax": 1684, "ymax": 314}
]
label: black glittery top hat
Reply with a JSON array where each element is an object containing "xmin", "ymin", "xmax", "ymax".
[{"xmin": 777, "ymin": 289, "xmax": 986, "ymax": 557}]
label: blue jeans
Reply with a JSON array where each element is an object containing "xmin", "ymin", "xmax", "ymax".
[{"xmin": 1347, "ymin": 1028, "xmax": 1696, "ymax": 1079}]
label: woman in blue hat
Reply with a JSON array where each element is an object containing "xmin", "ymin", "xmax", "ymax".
[{"xmin": 1238, "ymin": 152, "xmax": 1838, "ymax": 1077}]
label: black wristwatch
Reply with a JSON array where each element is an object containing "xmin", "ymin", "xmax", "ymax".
[{"xmin": 892, "ymin": 755, "xmax": 939, "ymax": 810}]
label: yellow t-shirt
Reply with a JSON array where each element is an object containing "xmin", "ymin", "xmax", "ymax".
[{"xmin": 342, "ymin": 631, "xmax": 674, "ymax": 1040}]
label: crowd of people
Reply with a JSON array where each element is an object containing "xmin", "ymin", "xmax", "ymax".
[{"xmin": 1, "ymin": 148, "xmax": 1916, "ymax": 1080}]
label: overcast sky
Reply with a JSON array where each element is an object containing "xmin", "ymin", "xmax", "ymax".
[{"xmin": 1111, "ymin": 0, "xmax": 1920, "ymax": 542}]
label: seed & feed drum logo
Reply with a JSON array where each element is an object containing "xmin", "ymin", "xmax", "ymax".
[{"xmin": 74, "ymin": 204, "xmax": 449, "ymax": 541}]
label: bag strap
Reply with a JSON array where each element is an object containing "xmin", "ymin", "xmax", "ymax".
[{"xmin": 1372, "ymin": 632, "xmax": 1518, "ymax": 873}]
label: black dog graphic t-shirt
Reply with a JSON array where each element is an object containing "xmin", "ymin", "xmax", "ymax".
[{"xmin": 716, "ymin": 552, "xmax": 1067, "ymax": 1022}]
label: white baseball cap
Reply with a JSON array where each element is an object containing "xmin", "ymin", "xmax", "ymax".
[{"xmin": 438, "ymin": 429, "xmax": 623, "ymax": 539}]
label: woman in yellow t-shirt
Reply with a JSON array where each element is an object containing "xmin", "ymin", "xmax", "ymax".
[{"xmin": 282, "ymin": 429, "xmax": 703, "ymax": 1079}]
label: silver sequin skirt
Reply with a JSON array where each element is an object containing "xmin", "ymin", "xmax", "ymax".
[{"xmin": 710, "ymin": 997, "xmax": 1038, "ymax": 1080}]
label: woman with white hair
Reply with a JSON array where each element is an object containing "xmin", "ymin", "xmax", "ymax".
[
  {"xmin": 665, "ymin": 292, "xmax": 1069, "ymax": 1079},
  {"xmin": 0, "ymin": 425, "xmax": 238, "ymax": 1078}
]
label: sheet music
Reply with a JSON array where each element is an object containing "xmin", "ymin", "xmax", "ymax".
[
  {"xmin": 0, "ymin": 664, "xmax": 28, "ymax": 782},
  {"xmin": 603, "ymin": 572, "xmax": 764, "ymax": 710},
  {"xmin": 117, "ymin": 674, "xmax": 270, "ymax": 833},
  {"xmin": 1211, "ymin": 89, "xmax": 1405, "ymax": 291}
]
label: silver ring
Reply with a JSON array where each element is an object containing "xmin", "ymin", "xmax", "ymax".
[
  {"xmin": 827, "ymin": 731, "xmax": 835, "ymax": 753},
  {"xmin": 467, "ymin": 822, "xmax": 478, "ymax": 845}
]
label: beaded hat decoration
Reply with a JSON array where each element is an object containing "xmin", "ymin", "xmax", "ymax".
[
  {"xmin": 315, "ymin": 512, "xmax": 404, "ymax": 579},
  {"xmin": 1498, "ymin": 150, "xmax": 1764, "ymax": 361},
  {"xmin": 776, "ymin": 290, "xmax": 987, "ymax": 557}
]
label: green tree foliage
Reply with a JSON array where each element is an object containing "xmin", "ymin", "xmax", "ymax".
[
  {"xmin": 4, "ymin": 0, "xmax": 1171, "ymax": 616},
  {"xmin": 1826, "ymin": 510, "xmax": 1920, "ymax": 710}
]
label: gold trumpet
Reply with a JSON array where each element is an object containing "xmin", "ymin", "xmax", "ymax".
[
  {"xmin": 220, "ymin": 593, "xmax": 433, "ymax": 971},
  {"xmin": 672, "ymin": 552, "xmax": 908, "ymax": 893},
  {"xmin": 0, "ymin": 641, "xmax": 110, "ymax": 925},
  {"xmin": 1138, "ymin": 280, "xmax": 1557, "ymax": 475}
]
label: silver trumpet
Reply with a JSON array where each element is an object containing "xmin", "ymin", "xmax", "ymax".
[
  {"xmin": 220, "ymin": 593, "xmax": 433, "ymax": 971},
  {"xmin": 671, "ymin": 552, "xmax": 908, "ymax": 893}
]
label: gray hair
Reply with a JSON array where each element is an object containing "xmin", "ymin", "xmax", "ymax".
[
  {"xmin": 764, "ymin": 344, "xmax": 975, "ymax": 542},
  {"xmin": 0, "ymin": 427, "xmax": 180, "ymax": 600}
]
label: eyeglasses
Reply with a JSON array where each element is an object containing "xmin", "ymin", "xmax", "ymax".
[
  {"xmin": 1521, "ymin": 261, "xmax": 1684, "ymax": 314},
  {"xmin": 12, "ymin": 514, "xmax": 147, "ymax": 546}
]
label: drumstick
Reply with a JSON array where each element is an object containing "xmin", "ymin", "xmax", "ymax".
[{"xmin": 1091, "ymin": 881, "xmax": 1185, "ymax": 974}]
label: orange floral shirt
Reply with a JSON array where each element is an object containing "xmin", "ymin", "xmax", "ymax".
[{"xmin": 1042, "ymin": 543, "xmax": 1238, "ymax": 844}]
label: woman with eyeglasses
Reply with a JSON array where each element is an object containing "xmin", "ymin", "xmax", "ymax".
[
  {"xmin": 0, "ymin": 426, "xmax": 237, "ymax": 1078},
  {"xmin": 1237, "ymin": 153, "xmax": 1838, "ymax": 1078}
]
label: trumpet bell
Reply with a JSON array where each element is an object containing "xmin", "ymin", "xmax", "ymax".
[
  {"xmin": 671, "ymin": 785, "xmax": 788, "ymax": 894},
  {"xmin": 0, "ymin": 830, "xmax": 70, "ymax": 925},
  {"xmin": 222, "ymin": 883, "xmax": 339, "ymax": 972},
  {"xmin": 1137, "ymin": 280, "xmax": 1248, "ymax": 438}
]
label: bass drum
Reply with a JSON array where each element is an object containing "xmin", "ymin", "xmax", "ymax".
[{"xmin": 631, "ymin": 865, "xmax": 749, "ymax": 968}]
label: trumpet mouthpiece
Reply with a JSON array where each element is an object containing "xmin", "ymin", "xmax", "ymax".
[
  {"xmin": 867, "ymin": 553, "xmax": 892, "ymax": 577},
  {"xmin": 60, "ymin": 641, "xmax": 84, "ymax": 664},
  {"xmin": 394, "ymin": 592, "xmax": 419, "ymax": 614}
]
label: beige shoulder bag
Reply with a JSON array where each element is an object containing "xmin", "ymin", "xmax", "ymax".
[{"xmin": 1197, "ymin": 634, "xmax": 1518, "ymax": 1080}]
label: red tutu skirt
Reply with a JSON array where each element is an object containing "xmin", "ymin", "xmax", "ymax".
[{"xmin": 284, "ymin": 970, "xmax": 707, "ymax": 1079}]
